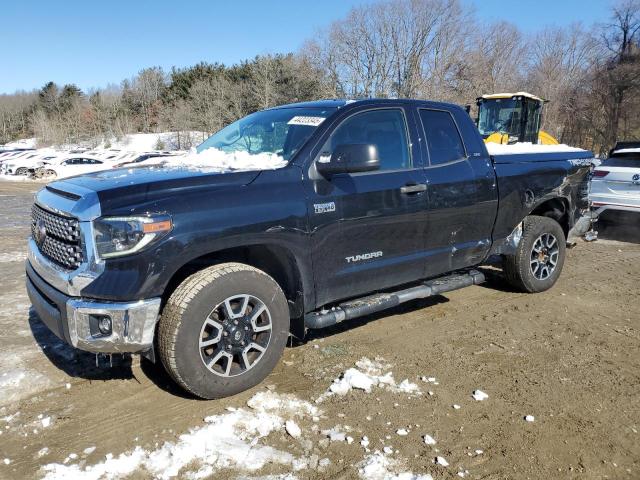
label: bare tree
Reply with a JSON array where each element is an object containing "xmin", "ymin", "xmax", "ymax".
[
  {"xmin": 600, "ymin": 0, "xmax": 640, "ymax": 147},
  {"xmin": 131, "ymin": 67, "xmax": 166, "ymax": 131}
]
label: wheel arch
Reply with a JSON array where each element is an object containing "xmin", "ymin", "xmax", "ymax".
[
  {"xmin": 529, "ymin": 197, "xmax": 570, "ymax": 237},
  {"xmin": 161, "ymin": 243, "xmax": 309, "ymax": 339}
]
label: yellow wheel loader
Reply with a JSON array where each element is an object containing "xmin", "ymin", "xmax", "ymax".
[{"xmin": 476, "ymin": 92, "xmax": 559, "ymax": 145}]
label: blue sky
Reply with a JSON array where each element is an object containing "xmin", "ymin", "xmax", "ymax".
[{"xmin": 1, "ymin": 0, "xmax": 610, "ymax": 94}]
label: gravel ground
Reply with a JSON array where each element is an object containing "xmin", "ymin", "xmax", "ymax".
[{"xmin": 0, "ymin": 180, "xmax": 638, "ymax": 480}]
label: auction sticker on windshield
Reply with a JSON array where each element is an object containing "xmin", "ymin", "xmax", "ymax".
[{"xmin": 287, "ymin": 116, "xmax": 326, "ymax": 126}]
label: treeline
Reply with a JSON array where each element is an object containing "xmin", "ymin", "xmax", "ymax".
[
  {"xmin": 0, "ymin": 0, "xmax": 638, "ymax": 155},
  {"xmin": 1, "ymin": 54, "xmax": 322, "ymax": 149}
]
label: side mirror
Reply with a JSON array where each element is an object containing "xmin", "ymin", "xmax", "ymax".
[{"xmin": 316, "ymin": 144, "xmax": 380, "ymax": 177}]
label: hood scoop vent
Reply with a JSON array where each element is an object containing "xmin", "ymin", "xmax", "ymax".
[{"xmin": 45, "ymin": 185, "xmax": 81, "ymax": 201}]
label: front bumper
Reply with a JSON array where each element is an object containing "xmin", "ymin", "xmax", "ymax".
[{"xmin": 26, "ymin": 261, "xmax": 161, "ymax": 354}]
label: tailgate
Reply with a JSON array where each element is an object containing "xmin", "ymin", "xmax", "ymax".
[{"xmin": 594, "ymin": 167, "xmax": 640, "ymax": 197}]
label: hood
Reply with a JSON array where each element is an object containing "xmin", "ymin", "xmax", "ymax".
[{"xmin": 48, "ymin": 165, "xmax": 262, "ymax": 214}]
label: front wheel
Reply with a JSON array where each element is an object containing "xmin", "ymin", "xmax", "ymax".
[
  {"xmin": 503, "ymin": 215, "xmax": 566, "ymax": 293},
  {"xmin": 157, "ymin": 263, "xmax": 290, "ymax": 399}
]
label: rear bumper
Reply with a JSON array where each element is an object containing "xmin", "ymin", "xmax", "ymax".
[
  {"xmin": 589, "ymin": 189, "xmax": 640, "ymax": 213},
  {"xmin": 591, "ymin": 201, "xmax": 640, "ymax": 215},
  {"xmin": 26, "ymin": 261, "xmax": 161, "ymax": 354}
]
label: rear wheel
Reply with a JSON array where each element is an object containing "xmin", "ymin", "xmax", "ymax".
[
  {"xmin": 15, "ymin": 167, "xmax": 28, "ymax": 176},
  {"xmin": 503, "ymin": 215, "xmax": 566, "ymax": 293},
  {"xmin": 157, "ymin": 263, "xmax": 289, "ymax": 399}
]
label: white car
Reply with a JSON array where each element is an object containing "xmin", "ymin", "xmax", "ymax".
[
  {"xmin": 589, "ymin": 143, "xmax": 640, "ymax": 216},
  {"xmin": 1, "ymin": 151, "xmax": 52, "ymax": 175},
  {"xmin": 113, "ymin": 152, "xmax": 178, "ymax": 168},
  {"xmin": 40, "ymin": 156, "xmax": 113, "ymax": 179}
]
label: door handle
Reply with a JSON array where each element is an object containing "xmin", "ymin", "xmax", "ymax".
[{"xmin": 400, "ymin": 183, "xmax": 427, "ymax": 194}]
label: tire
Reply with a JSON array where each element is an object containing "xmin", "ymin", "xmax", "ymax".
[
  {"xmin": 503, "ymin": 215, "xmax": 566, "ymax": 293},
  {"xmin": 157, "ymin": 262, "xmax": 289, "ymax": 399},
  {"xmin": 15, "ymin": 167, "xmax": 28, "ymax": 176}
]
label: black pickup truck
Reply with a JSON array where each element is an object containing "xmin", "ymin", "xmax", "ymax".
[{"xmin": 26, "ymin": 99, "xmax": 593, "ymax": 399}]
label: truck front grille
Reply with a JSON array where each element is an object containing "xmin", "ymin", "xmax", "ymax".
[{"xmin": 31, "ymin": 204, "xmax": 83, "ymax": 270}]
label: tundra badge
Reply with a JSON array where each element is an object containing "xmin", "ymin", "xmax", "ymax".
[{"xmin": 345, "ymin": 251, "xmax": 383, "ymax": 263}]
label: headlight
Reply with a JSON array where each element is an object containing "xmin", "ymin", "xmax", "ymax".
[{"xmin": 94, "ymin": 215, "xmax": 172, "ymax": 259}]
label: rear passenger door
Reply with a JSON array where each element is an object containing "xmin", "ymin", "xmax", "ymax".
[
  {"xmin": 418, "ymin": 108, "xmax": 497, "ymax": 276},
  {"xmin": 307, "ymin": 106, "xmax": 428, "ymax": 307}
]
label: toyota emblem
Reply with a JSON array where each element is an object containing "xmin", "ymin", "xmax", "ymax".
[
  {"xmin": 35, "ymin": 219, "xmax": 47, "ymax": 246},
  {"xmin": 633, "ymin": 173, "xmax": 640, "ymax": 185}
]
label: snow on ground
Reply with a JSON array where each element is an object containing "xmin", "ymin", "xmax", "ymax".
[
  {"xmin": 358, "ymin": 451, "xmax": 433, "ymax": 480},
  {"xmin": 486, "ymin": 142, "xmax": 586, "ymax": 155},
  {"xmin": 318, "ymin": 357, "xmax": 421, "ymax": 401},
  {"xmin": 41, "ymin": 391, "xmax": 322, "ymax": 480},
  {"xmin": 1, "ymin": 138, "xmax": 37, "ymax": 149},
  {"xmin": 0, "ymin": 174, "xmax": 46, "ymax": 183},
  {"xmin": 423, "ymin": 434, "xmax": 436, "ymax": 445},
  {"xmin": 472, "ymin": 390, "xmax": 488, "ymax": 401},
  {"xmin": 99, "ymin": 132, "xmax": 206, "ymax": 152}
]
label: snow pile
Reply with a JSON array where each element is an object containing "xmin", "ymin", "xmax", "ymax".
[
  {"xmin": 472, "ymin": 390, "xmax": 488, "ymax": 401},
  {"xmin": 165, "ymin": 147, "xmax": 287, "ymax": 172},
  {"xmin": 102, "ymin": 132, "xmax": 204, "ymax": 152},
  {"xmin": 285, "ymin": 420, "xmax": 302, "ymax": 439},
  {"xmin": 318, "ymin": 358, "xmax": 421, "ymax": 402},
  {"xmin": 486, "ymin": 142, "xmax": 586, "ymax": 155},
  {"xmin": 1, "ymin": 138, "xmax": 36, "ymax": 149},
  {"xmin": 423, "ymin": 434, "xmax": 436, "ymax": 446},
  {"xmin": 320, "ymin": 425, "xmax": 353, "ymax": 444},
  {"xmin": 435, "ymin": 456, "xmax": 449, "ymax": 467},
  {"xmin": 358, "ymin": 451, "xmax": 433, "ymax": 480},
  {"xmin": 41, "ymin": 391, "xmax": 319, "ymax": 480}
]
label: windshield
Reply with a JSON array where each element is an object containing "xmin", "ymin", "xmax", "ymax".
[
  {"xmin": 197, "ymin": 107, "xmax": 337, "ymax": 164},
  {"xmin": 477, "ymin": 99, "xmax": 522, "ymax": 137}
]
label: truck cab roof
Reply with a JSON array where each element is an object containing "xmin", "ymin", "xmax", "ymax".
[{"xmin": 271, "ymin": 98, "xmax": 466, "ymax": 111}]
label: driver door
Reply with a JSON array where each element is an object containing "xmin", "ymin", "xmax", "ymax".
[{"xmin": 306, "ymin": 107, "xmax": 428, "ymax": 307}]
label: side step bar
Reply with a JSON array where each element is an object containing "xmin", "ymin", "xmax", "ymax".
[{"xmin": 305, "ymin": 270, "xmax": 485, "ymax": 330}]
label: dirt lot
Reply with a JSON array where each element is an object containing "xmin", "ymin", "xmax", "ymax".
[{"xmin": 0, "ymin": 180, "xmax": 638, "ymax": 480}]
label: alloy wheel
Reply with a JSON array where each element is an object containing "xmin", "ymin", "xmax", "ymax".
[
  {"xmin": 530, "ymin": 233, "xmax": 559, "ymax": 280},
  {"xmin": 198, "ymin": 294, "xmax": 272, "ymax": 377}
]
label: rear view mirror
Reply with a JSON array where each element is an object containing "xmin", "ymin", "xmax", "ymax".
[{"xmin": 316, "ymin": 144, "xmax": 380, "ymax": 177}]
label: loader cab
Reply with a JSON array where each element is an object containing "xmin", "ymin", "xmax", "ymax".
[{"xmin": 476, "ymin": 92, "xmax": 548, "ymax": 145}]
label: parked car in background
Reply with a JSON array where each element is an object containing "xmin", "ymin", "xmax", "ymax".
[
  {"xmin": 590, "ymin": 141, "xmax": 640, "ymax": 216},
  {"xmin": 1, "ymin": 151, "xmax": 51, "ymax": 175},
  {"xmin": 37, "ymin": 156, "xmax": 112, "ymax": 179},
  {"xmin": 113, "ymin": 152, "xmax": 177, "ymax": 168}
]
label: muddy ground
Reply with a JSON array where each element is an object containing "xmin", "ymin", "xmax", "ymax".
[{"xmin": 0, "ymin": 180, "xmax": 638, "ymax": 479}]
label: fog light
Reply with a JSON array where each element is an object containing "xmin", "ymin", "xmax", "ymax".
[{"xmin": 98, "ymin": 316, "xmax": 112, "ymax": 335}]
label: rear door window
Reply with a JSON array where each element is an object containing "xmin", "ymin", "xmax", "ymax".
[{"xmin": 419, "ymin": 109, "xmax": 466, "ymax": 165}]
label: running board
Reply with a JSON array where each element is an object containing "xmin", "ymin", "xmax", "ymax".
[{"xmin": 305, "ymin": 270, "xmax": 485, "ymax": 330}]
